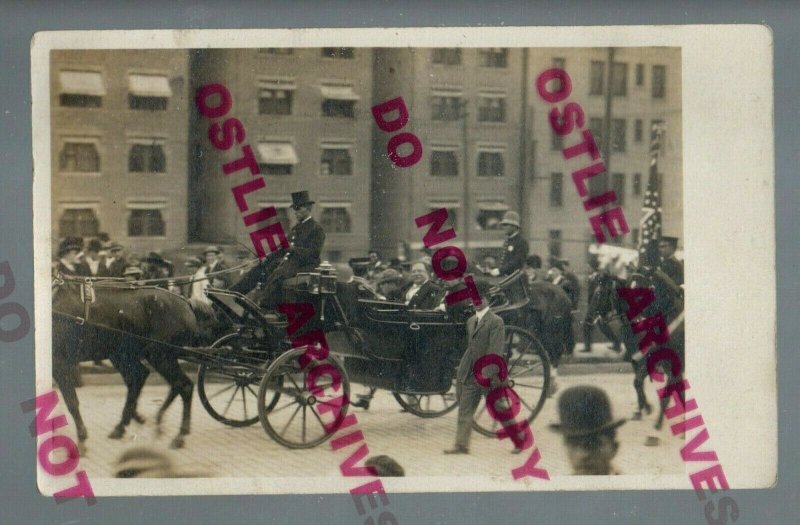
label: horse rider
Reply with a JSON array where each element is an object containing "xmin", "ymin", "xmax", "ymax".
[
  {"xmin": 582, "ymin": 256, "xmax": 623, "ymax": 353},
  {"xmin": 232, "ymin": 191, "xmax": 326, "ymax": 307},
  {"xmin": 480, "ymin": 211, "xmax": 529, "ymax": 277}
]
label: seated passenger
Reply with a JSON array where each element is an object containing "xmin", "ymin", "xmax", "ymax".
[
  {"xmin": 434, "ymin": 276, "xmax": 476, "ymax": 323},
  {"xmin": 401, "ymin": 261, "xmax": 441, "ymax": 309},
  {"xmin": 374, "ymin": 269, "xmax": 407, "ymax": 302}
]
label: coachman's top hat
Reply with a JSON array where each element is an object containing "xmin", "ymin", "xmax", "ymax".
[
  {"xmin": 499, "ymin": 210, "xmax": 521, "ymax": 228},
  {"xmin": 549, "ymin": 385, "xmax": 626, "ymax": 437},
  {"xmin": 290, "ymin": 190, "xmax": 315, "ymax": 209}
]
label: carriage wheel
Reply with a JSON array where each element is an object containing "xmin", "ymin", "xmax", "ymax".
[
  {"xmin": 392, "ymin": 383, "xmax": 458, "ymax": 418},
  {"xmin": 258, "ymin": 348, "xmax": 351, "ymax": 449},
  {"xmin": 197, "ymin": 332, "xmax": 278, "ymax": 427},
  {"xmin": 471, "ymin": 326, "xmax": 550, "ymax": 437}
]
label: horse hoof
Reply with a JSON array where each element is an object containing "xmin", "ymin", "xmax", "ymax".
[
  {"xmin": 78, "ymin": 442, "xmax": 88, "ymax": 457},
  {"xmin": 108, "ymin": 427, "xmax": 125, "ymax": 439},
  {"xmin": 132, "ymin": 413, "xmax": 146, "ymax": 424},
  {"xmin": 631, "ymin": 412, "xmax": 642, "ymax": 421},
  {"xmin": 644, "ymin": 404, "xmax": 653, "ymax": 415},
  {"xmin": 169, "ymin": 437, "xmax": 185, "ymax": 449}
]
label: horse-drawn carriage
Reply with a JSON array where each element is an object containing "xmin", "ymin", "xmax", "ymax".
[
  {"xmin": 52, "ymin": 264, "xmax": 553, "ymax": 451},
  {"xmin": 196, "ymin": 264, "xmax": 551, "ymax": 448}
]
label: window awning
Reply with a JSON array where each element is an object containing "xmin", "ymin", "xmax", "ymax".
[
  {"xmin": 477, "ymin": 202, "xmax": 509, "ymax": 211},
  {"xmin": 320, "ymin": 85, "xmax": 360, "ymax": 101},
  {"xmin": 429, "ymin": 201, "xmax": 461, "ymax": 208},
  {"xmin": 431, "ymin": 88, "xmax": 463, "ymax": 97},
  {"xmin": 477, "ymin": 145, "xmax": 506, "ymax": 153},
  {"xmin": 256, "ymin": 143, "xmax": 299, "ymax": 165},
  {"xmin": 258, "ymin": 79, "xmax": 296, "ymax": 90},
  {"xmin": 128, "ymin": 74, "xmax": 172, "ymax": 97},
  {"xmin": 127, "ymin": 200, "xmax": 167, "ymax": 209},
  {"xmin": 59, "ymin": 70, "xmax": 106, "ymax": 96}
]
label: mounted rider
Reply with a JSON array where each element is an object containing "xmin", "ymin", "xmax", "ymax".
[{"xmin": 231, "ymin": 190, "xmax": 326, "ymax": 307}]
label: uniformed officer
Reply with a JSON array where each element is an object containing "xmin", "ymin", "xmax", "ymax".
[
  {"xmin": 482, "ymin": 211, "xmax": 528, "ymax": 277},
  {"xmin": 657, "ymin": 236, "xmax": 684, "ymax": 287}
]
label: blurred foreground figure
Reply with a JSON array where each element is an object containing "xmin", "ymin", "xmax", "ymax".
[
  {"xmin": 365, "ymin": 455, "xmax": 405, "ymax": 477},
  {"xmin": 114, "ymin": 447, "xmax": 207, "ymax": 478}
]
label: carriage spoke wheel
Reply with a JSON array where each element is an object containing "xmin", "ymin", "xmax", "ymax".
[
  {"xmin": 197, "ymin": 332, "xmax": 278, "ymax": 427},
  {"xmin": 392, "ymin": 381, "xmax": 458, "ymax": 418},
  {"xmin": 471, "ymin": 326, "xmax": 550, "ymax": 437},
  {"xmin": 258, "ymin": 348, "xmax": 350, "ymax": 449}
]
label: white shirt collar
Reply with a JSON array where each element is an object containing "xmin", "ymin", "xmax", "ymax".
[{"xmin": 475, "ymin": 307, "xmax": 490, "ymax": 324}]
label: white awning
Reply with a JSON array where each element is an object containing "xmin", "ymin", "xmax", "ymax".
[
  {"xmin": 320, "ymin": 85, "xmax": 360, "ymax": 101},
  {"xmin": 477, "ymin": 201, "xmax": 509, "ymax": 211},
  {"xmin": 127, "ymin": 200, "xmax": 167, "ymax": 209},
  {"xmin": 477, "ymin": 144, "xmax": 507, "ymax": 153},
  {"xmin": 128, "ymin": 74, "xmax": 172, "ymax": 97},
  {"xmin": 431, "ymin": 88, "xmax": 463, "ymax": 97},
  {"xmin": 256, "ymin": 143, "xmax": 299, "ymax": 165},
  {"xmin": 59, "ymin": 70, "xmax": 106, "ymax": 96},
  {"xmin": 428, "ymin": 200, "xmax": 461, "ymax": 208}
]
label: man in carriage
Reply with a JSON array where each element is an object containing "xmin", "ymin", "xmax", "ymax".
[{"xmin": 231, "ymin": 190, "xmax": 326, "ymax": 307}]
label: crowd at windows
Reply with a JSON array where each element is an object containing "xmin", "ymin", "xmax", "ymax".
[
  {"xmin": 128, "ymin": 209, "xmax": 165, "ymax": 237},
  {"xmin": 59, "ymin": 141, "xmax": 100, "ymax": 173},
  {"xmin": 128, "ymin": 143, "xmax": 166, "ymax": 172},
  {"xmin": 477, "ymin": 95, "xmax": 506, "ymax": 122},
  {"xmin": 431, "ymin": 93, "xmax": 462, "ymax": 121},
  {"xmin": 430, "ymin": 149, "xmax": 459, "ymax": 177}
]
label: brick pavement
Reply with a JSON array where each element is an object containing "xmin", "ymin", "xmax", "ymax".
[{"xmin": 68, "ymin": 371, "xmax": 685, "ymax": 482}]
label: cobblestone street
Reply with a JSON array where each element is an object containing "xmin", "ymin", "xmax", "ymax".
[{"xmin": 67, "ymin": 370, "xmax": 685, "ymax": 484}]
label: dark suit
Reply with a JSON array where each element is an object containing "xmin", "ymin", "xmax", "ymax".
[
  {"xmin": 206, "ymin": 260, "xmax": 231, "ymax": 288},
  {"xmin": 454, "ymin": 310, "xmax": 506, "ymax": 449},
  {"xmin": 499, "ymin": 233, "xmax": 529, "ymax": 276},
  {"xmin": 105, "ymin": 257, "xmax": 127, "ymax": 278},
  {"xmin": 659, "ymin": 256, "xmax": 684, "ymax": 287},
  {"xmin": 402, "ymin": 280, "xmax": 441, "ymax": 309},
  {"xmin": 557, "ymin": 271, "xmax": 581, "ymax": 310},
  {"xmin": 55, "ymin": 260, "xmax": 87, "ymax": 277}
]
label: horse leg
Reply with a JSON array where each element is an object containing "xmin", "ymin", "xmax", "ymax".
[
  {"xmin": 53, "ymin": 359, "xmax": 88, "ymax": 454},
  {"xmin": 148, "ymin": 351, "xmax": 194, "ymax": 449},
  {"xmin": 631, "ymin": 361, "xmax": 652, "ymax": 420},
  {"xmin": 107, "ymin": 353, "xmax": 150, "ymax": 439}
]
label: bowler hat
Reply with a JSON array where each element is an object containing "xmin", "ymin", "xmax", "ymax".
[
  {"xmin": 499, "ymin": 211, "xmax": 521, "ymax": 228},
  {"xmin": 202, "ymin": 245, "xmax": 221, "ymax": 255},
  {"xmin": 290, "ymin": 190, "xmax": 315, "ymax": 209},
  {"xmin": 549, "ymin": 385, "xmax": 626, "ymax": 437},
  {"xmin": 57, "ymin": 238, "xmax": 83, "ymax": 258}
]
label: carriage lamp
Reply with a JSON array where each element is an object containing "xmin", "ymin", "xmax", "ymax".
[{"xmin": 318, "ymin": 261, "xmax": 337, "ymax": 294}]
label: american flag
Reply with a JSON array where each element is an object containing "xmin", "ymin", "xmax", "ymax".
[{"xmin": 638, "ymin": 122, "xmax": 665, "ymax": 267}]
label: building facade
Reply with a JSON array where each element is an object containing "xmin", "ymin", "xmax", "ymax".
[
  {"xmin": 371, "ymin": 47, "xmax": 527, "ymax": 261},
  {"xmin": 188, "ymin": 48, "xmax": 374, "ymax": 263},
  {"xmin": 50, "ymin": 49, "xmax": 190, "ymax": 254}
]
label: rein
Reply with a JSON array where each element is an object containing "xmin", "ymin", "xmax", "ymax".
[{"xmin": 56, "ymin": 258, "xmax": 258, "ymax": 287}]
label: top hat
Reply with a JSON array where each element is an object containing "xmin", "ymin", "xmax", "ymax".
[
  {"xmin": 202, "ymin": 245, "xmax": 221, "ymax": 255},
  {"xmin": 549, "ymin": 386, "xmax": 626, "ymax": 438},
  {"xmin": 659, "ymin": 236, "xmax": 679, "ymax": 247},
  {"xmin": 290, "ymin": 190, "xmax": 315, "ymax": 209},
  {"xmin": 499, "ymin": 211, "xmax": 521, "ymax": 228},
  {"xmin": 57, "ymin": 238, "xmax": 83, "ymax": 258}
]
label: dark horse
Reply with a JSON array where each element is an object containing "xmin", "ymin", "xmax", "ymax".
[
  {"xmin": 594, "ymin": 268, "xmax": 684, "ymax": 428},
  {"xmin": 526, "ymin": 280, "xmax": 575, "ymax": 387},
  {"xmin": 52, "ymin": 277, "xmax": 217, "ymax": 450}
]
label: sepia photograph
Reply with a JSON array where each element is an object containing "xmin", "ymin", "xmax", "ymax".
[{"xmin": 31, "ymin": 27, "xmax": 774, "ymax": 499}]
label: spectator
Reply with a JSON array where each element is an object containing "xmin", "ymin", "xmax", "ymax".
[
  {"xmin": 84, "ymin": 239, "xmax": 107, "ymax": 277},
  {"xmin": 105, "ymin": 243, "xmax": 127, "ymax": 277},
  {"xmin": 549, "ymin": 386, "xmax": 626, "ymax": 475}
]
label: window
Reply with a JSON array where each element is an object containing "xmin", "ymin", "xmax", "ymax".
[
  {"xmin": 59, "ymin": 141, "xmax": 100, "ymax": 173},
  {"xmin": 477, "ymin": 95, "xmax": 506, "ymax": 122},
  {"xmin": 432, "ymin": 48, "xmax": 462, "ymax": 65},
  {"xmin": 320, "ymin": 84, "xmax": 359, "ymax": 118},
  {"xmin": 320, "ymin": 147, "xmax": 353, "ymax": 175},
  {"xmin": 128, "ymin": 74, "xmax": 171, "ymax": 111},
  {"xmin": 611, "ymin": 119, "xmax": 626, "ymax": 152},
  {"xmin": 652, "ymin": 65, "xmax": 666, "ymax": 98},
  {"xmin": 635, "ymin": 64, "xmax": 644, "ymax": 86},
  {"xmin": 258, "ymin": 80, "xmax": 295, "ymax": 115},
  {"xmin": 612, "ymin": 173, "xmax": 625, "ymax": 205},
  {"xmin": 320, "ymin": 207, "xmax": 352, "ymax": 233},
  {"xmin": 590, "ymin": 61, "xmax": 605, "ymax": 95},
  {"xmin": 476, "ymin": 205, "xmax": 508, "ymax": 231},
  {"xmin": 59, "ymin": 208, "xmax": 99, "ymax": 238},
  {"xmin": 550, "ymin": 173, "xmax": 563, "ymax": 207},
  {"xmin": 612, "ymin": 62, "xmax": 628, "ymax": 96},
  {"xmin": 256, "ymin": 142, "xmax": 298, "ymax": 176},
  {"xmin": 322, "ymin": 47, "xmax": 354, "ymax": 59},
  {"xmin": 128, "ymin": 209, "xmax": 165, "ymax": 237},
  {"xmin": 650, "ymin": 119, "xmax": 664, "ymax": 142},
  {"xmin": 548, "ymin": 230, "xmax": 562, "ymax": 258},
  {"xmin": 479, "ymin": 48, "xmax": 507, "ymax": 68},
  {"xmin": 589, "ymin": 117, "xmax": 605, "ymax": 152},
  {"xmin": 59, "ymin": 70, "xmax": 105, "ymax": 108},
  {"xmin": 429, "ymin": 205, "xmax": 459, "ymax": 230},
  {"xmin": 258, "ymin": 48, "xmax": 293, "ymax": 55},
  {"xmin": 477, "ymin": 151, "xmax": 504, "ymax": 177},
  {"xmin": 431, "ymin": 93, "xmax": 462, "ymax": 121},
  {"xmin": 128, "ymin": 143, "xmax": 166, "ymax": 172},
  {"xmin": 430, "ymin": 149, "xmax": 459, "ymax": 176},
  {"xmin": 633, "ymin": 173, "xmax": 642, "ymax": 196},
  {"xmin": 634, "ymin": 119, "xmax": 643, "ymax": 142},
  {"xmin": 551, "ymin": 58, "xmax": 566, "ymax": 93}
]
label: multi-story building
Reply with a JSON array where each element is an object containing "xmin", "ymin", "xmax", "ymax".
[
  {"xmin": 371, "ymin": 47, "xmax": 527, "ymax": 261},
  {"xmin": 50, "ymin": 49, "xmax": 190, "ymax": 253},
  {"xmin": 527, "ymin": 48, "xmax": 682, "ymax": 271},
  {"xmin": 188, "ymin": 48, "xmax": 374, "ymax": 262}
]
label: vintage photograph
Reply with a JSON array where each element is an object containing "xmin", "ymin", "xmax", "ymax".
[{"xmin": 32, "ymin": 28, "xmax": 774, "ymax": 497}]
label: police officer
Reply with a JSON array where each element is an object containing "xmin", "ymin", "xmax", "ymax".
[{"xmin": 482, "ymin": 211, "xmax": 528, "ymax": 277}]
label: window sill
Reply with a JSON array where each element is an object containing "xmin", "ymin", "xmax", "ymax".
[
  {"xmin": 59, "ymin": 172, "xmax": 102, "ymax": 177},
  {"xmin": 127, "ymin": 172, "xmax": 168, "ymax": 175},
  {"xmin": 127, "ymin": 236, "xmax": 167, "ymax": 240}
]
